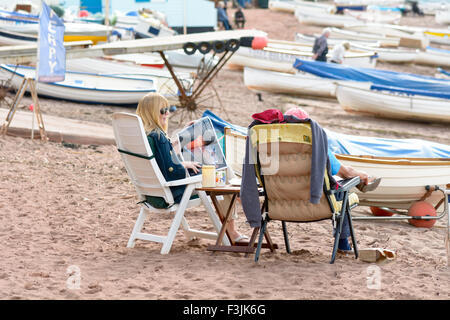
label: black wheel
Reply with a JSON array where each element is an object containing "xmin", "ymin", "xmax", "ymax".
[
  {"xmin": 198, "ymin": 41, "xmax": 212, "ymax": 54},
  {"xmin": 183, "ymin": 42, "xmax": 197, "ymax": 55},
  {"xmin": 225, "ymin": 39, "xmax": 240, "ymax": 52},
  {"xmin": 212, "ymin": 40, "xmax": 226, "ymax": 53}
]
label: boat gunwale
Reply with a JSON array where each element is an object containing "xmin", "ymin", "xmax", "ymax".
[{"xmin": 335, "ymin": 154, "xmax": 450, "ymax": 166}]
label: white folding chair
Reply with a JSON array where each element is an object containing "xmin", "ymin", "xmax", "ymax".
[{"xmin": 112, "ymin": 112, "xmax": 228, "ymax": 254}]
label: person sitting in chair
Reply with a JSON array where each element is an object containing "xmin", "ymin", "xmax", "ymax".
[
  {"xmin": 234, "ymin": 6, "xmax": 246, "ymax": 29},
  {"xmin": 136, "ymin": 92, "xmax": 247, "ymax": 242},
  {"xmin": 217, "ymin": 1, "xmax": 232, "ymax": 30},
  {"xmin": 284, "ymin": 107, "xmax": 381, "ymax": 252}
]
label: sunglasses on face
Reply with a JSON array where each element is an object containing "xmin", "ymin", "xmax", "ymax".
[{"xmin": 160, "ymin": 107, "xmax": 169, "ymax": 115}]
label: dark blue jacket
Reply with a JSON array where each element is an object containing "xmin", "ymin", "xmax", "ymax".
[{"xmin": 147, "ymin": 130, "xmax": 187, "ymax": 203}]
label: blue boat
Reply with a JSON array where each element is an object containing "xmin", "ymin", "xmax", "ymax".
[{"xmin": 293, "ymin": 58, "xmax": 450, "ymax": 100}]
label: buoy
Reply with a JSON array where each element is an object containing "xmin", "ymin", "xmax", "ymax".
[
  {"xmin": 252, "ymin": 36, "xmax": 268, "ymax": 50},
  {"xmin": 407, "ymin": 201, "xmax": 436, "ymax": 228},
  {"xmin": 370, "ymin": 206, "xmax": 394, "ymax": 217},
  {"xmin": 79, "ymin": 10, "xmax": 89, "ymax": 17}
]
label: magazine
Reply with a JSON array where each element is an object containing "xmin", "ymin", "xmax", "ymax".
[{"xmin": 176, "ymin": 117, "xmax": 227, "ymax": 176}]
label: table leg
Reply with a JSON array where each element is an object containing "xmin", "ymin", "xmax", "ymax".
[{"xmin": 211, "ymin": 193, "xmax": 237, "ymax": 246}]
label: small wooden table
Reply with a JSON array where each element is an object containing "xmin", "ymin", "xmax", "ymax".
[{"xmin": 196, "ymin": 185, "xmax": 277, "ymax": 254}]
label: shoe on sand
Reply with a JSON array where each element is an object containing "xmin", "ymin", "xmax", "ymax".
[{"xmin": 233, "ymin": 235, "xmax": 249, "ymax": 243}]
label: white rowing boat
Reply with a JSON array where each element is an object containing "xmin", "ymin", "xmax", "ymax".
[
  {"xmin": 66, "ymin": 57, "xmax": 193, "ymax": 103},
  {"xmin": 335, "ymin": 82, "xmax": 450, "ymax": 124},
  {"xmin": 244, "ymin": 66, "xmax": 338, "ymax": 98},
  {"xmin": 228, "ymin": 43, "xmax": 376, "ymax": 73},
  {"xmin": 1, "ymin": 64, "xmax": 156, "ymax": 105},
  {"xmin": 351, "ymin": 43, "xmax": 417, "ymax": 63},
  {"xmin": 329, "ymin": 27, "xmax": 400, "ymax": 47},
  {"xmin": 222, "ymin": 127, "xmax": 450, "ymax": 211},
  {"xmin": 414, "ymin": 47, "xmax": 450, "ymax": 68},
  {"xmin": 335, "ymin": 154, "xmax": 450, "ymax": 210},
  {"xmin": 269, "ymin": 0, "xmax": 336, "ymax": 13},
  {"xmin": 343, "ymin": 8, "xmax": 401, "ymax": 24}
]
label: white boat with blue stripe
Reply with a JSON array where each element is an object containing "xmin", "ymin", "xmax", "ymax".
[{"xmin": 1, "ymin": 64, "xmax": 156, "ymax": 105}]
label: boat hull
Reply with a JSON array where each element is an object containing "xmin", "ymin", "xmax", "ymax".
[
  {"xmin": 335, "ymin": 154, "xmax": 450, "ymax": 210},
  {"xmin": 335, "ymin": 83, "xmax": 450, "ymax": 124},
  {"xmin": 1, "ymin": 65, "xmax": 156, "ymax": 105}
]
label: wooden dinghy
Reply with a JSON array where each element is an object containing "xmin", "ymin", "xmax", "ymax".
[
  {"xmin": 1, "ymin": 64, "xmax": 156, "ymax": 105},
  {"xmin": 335, "ymin": 154, "xmax": 450, "ymax": 210},
  {"xmin": 228, "ymin": 43, "xmax": 376, "ymax": 73},
  {"xmin": 221, "ymin": 127, "xmax": 450, "ymax": 212},
  {"xmin": 335, "ymin": 82, "xmax": 450, "ymax": 124},
  {"xmin": 66, "ymin": 57, "xmax": 193, "ymax": 103},
  {"xmin": 244, "ymin": 66, "xmax": 338, "ymax": 98}
]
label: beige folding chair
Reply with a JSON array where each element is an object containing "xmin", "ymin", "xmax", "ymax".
[{"xmin": 249, "ymin": 123, "xmax": 360, "ymax": 263}]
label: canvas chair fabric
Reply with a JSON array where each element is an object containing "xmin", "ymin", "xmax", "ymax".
[
  {"xmin": 112, "ymin": 112, "xmax": 226, "ymax": 254},
  {"xmin": 250, "ymin": 123, "xmax": 360, "ymax": 263}
]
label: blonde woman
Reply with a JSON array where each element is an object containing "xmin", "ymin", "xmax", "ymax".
[{"xmin": 136, "ymin": 92, "xmax": 247, "ymax": 242}]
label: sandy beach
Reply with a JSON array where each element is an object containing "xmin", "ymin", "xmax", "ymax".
[{"xmin": 0, "ymin": 6, "xmax": 449, "ymax": 300}]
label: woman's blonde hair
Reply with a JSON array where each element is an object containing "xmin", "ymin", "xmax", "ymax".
[{"xmin": 136, "ymin": 92, "xmax": 169, "ymax": 134}]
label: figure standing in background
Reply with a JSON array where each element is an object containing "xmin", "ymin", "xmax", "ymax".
[
  {"xmin": 234, "ymin": 6, "xmax": 246, "ymax": 29},
  {"xmin": 312, "ymin": 28, "xmax": 331, "ymax": 62}
]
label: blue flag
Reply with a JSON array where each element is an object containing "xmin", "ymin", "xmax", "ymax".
[{"xmin": 37, "ymin": 1, "xmax": 65, "ymax": 82}]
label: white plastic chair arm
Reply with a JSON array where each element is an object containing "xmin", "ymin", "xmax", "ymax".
[{"xmin": 164, "ymin": 175, "xmax": 202, "ymax": 187}]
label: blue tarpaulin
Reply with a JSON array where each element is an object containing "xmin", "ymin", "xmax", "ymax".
[
  {"xmin": 203, "ymin": 110, "xmax": 450, "ymax": 158},
  {"xmin": 293, "ymin": 58, "xmax": 450, "ymax": 99}
]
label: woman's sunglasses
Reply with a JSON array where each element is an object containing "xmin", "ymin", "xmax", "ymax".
[
  {"xmin": 160, "ymin": 107, "xmax": 169, "ymax": 115},
  {"xmin": 160, "ymin": 106, "xmax": 177, "ymax": 115}
]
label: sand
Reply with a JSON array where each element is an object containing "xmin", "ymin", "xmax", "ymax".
[{"xmin": 0, "ymin": 7, "xmax": 449, "ymax": 300}]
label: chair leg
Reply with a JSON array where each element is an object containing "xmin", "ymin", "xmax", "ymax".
[
  {"xmin": 347, "ymin": 208, "xmax": 359, "ymax": 259},
  {"xmin": 255, "ymin": 219, "xmax": 267, "ymax": 263},
  {"xmin": 160, "ymin": 185, "xmax": 193, "ymax": 254},
  {"xmin": 127, "ymin": 206, "xmax": 147, "ymax": 248},
  {"xmin": 282, "ymin": 221, "xmax": 291, "ymax": 254},
  {"xmin": 330, "ymin": 214, "xmax": 345, "ymax": 264}
]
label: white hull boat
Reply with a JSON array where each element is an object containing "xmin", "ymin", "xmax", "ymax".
[
  {"xmin": 66, "ymin": 57, "xmax": 193, "ymax": 103},
  {"xmin": 352, "ymin": 43, "xmax": 417, "ymax": 63},
  {"xmin": 295, "ymin": 8, "xmax": 360, "ymax": 28},
  {"xmin": 414, "ymin": 47, "xmax": 450, "ymax": 68},
  {"xmin": 335, "ymin": 82, "xmax": 450, "ymax": 124},
  {"xmin": 335, "ymin": 154, "xmax": 450, "ymax": 210},
  {"xmin": 329, "ymin": 27, "xmax": 400, "ymax": 47},
  {"xmin": 435, "ymin": 10, "xmax": 450, "ymax": 25},
  {"xmin": 244, "ymin": 66, "xmax": 338, "ymax": 98},
  {"xmin": 1, "ymin": 64, "xmax": 156, "ymax": 105},
  {"xmin": 228, "ymin": 45, "xmax": 376, "ymax": 73},
  {"xmin": 343, "ymin": 8, "xmax": 401, "ymax": 24}
]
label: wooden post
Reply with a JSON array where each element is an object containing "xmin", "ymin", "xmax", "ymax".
[{"xmin": 1, "ymin": 78, "xmax": 47, "ymax": 141}]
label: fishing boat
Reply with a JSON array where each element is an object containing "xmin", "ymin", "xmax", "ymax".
[
  {"xmin": 295, "ymin": 8, "xmax": 360, "ymax": 28},
  {"xmin": 343, "ymin": 8, "xmax": 401, "ymax": 24},
  {"xmin": 0, "ymin": 20, "xmax": 112, "ymax": 44},
  {"xmin": 269, "ymin": 0, "xmax": 336, "ymax": 13},
  {"xmin": 335, "ymin": 82, "xmax": 450, "ymax": 124},
  {"xmin": 414, "ymin": 46, "xmax": 450, "ymax": 68},
  {"xmin": 329, "ymin": 27, "xmax": 400, "ymax": 47},
  {"xmin": 295, "ymin": 32, "xmax": 381, "ymax": 47},
  {"xmin": 351, "ymin": 43, "xmax": 417, "ymax": 63},
  {"xmin": 209, "ymin": 111, "xmax": 450, "ymax": 211},
  {"xmin": 435, "ymin": 10, "xmax": 450, "ymax": 25},
  {"xmin": 335, "ymin": 154, "xmax": 450, "ymax": 210},
  {"xmin": 343, "ymin": 23, "xmax": 429, "ymax": 48},
  {"xmin": 1, "ymin": 64, "xmax": 156, "ymax": 105},
  {"xmin": 228, "ymin": 43, "xmax": 376, "ymax": 73},
  {"xmin": 65, "ymin": 57, "xmax": 193, "ymax": 103},
  {"xmin": 244, "ymin": 66, "xmax": 339, "ymax": 98}
]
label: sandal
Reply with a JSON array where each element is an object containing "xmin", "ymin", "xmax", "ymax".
[{"xmin": 357, "ymin": 177, "xmax": 381, "ymax": 193}]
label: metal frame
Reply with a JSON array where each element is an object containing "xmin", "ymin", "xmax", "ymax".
[{"xmin": 352, "ymin": 185, "xmax": 449, "ymax": 223}]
